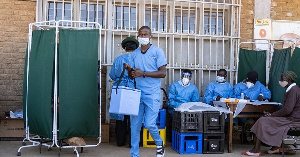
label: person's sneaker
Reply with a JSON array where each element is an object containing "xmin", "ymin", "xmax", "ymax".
[{"xmin": 156, "ymin": 143, "xmax": 165, "ymax": 157}]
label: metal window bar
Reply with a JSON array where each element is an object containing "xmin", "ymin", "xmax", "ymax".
[{"xmin": 38, "ymin": 0, "xmax": 241, "ymax": 122}]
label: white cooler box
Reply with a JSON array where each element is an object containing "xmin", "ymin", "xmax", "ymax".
[{"xmin": 109, "ymin": 86, "xmax": 141, "ymax": 116}]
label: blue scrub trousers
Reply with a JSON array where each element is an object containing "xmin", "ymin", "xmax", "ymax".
[{"xmin": 130, "ymin": 93, "xmax": 163, "ymax": 157}]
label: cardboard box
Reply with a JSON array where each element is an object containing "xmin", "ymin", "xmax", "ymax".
[
  {"xmin": 101, "ymin": 124, "xmax": 109, "ymax": 143},
  {"xmin": 0, "ymin": 118, "xmax": 25, "ymax": 138}
]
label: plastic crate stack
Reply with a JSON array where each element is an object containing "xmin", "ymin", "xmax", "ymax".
[
  {"xmin": 172, "ymin": 111, "xmax": 203, "ymax": 154},
  {"xmin": 143, "ymin": 109, "xmax": 166, "ymax": 147},
  {"xmin": 202, "ymin": 111, "xmax": 225, "ymax": 154}
]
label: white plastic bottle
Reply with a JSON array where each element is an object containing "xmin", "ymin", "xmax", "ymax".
[{"xmin": 241, "ymin": 93, "xmax": 244, "ymax": 99}]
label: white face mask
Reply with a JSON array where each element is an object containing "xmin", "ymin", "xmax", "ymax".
[
  {"xmin": 279, "ymin": 81, "xmax": 288, "ymax": 88},
  {"xmin": 216, "ymin": 76, "xmax": 225, "ymax": 83},
  {"xmin": 182, "ymin": 78, "xmax": 190, "ymax": 86},
  {"xmin": 246, "ymin": 82, "xmax": 254, "ymax": 89},
  {"xmin": 138, "ymin": 37, "xmax": 150, "ymax": 46}
]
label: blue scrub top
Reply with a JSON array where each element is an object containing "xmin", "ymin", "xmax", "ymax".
[
  {"xmin": 132, "ymin": 45, "xmax": 167, "ymax": 95},
  {"xmin": 233, "ymin": 81, "xmax": 271, "ymax": 100},
  {"xmin": 167, "ymin": 81, "xmax": 200, "ymax": 115},
  {"xmin": 203, "ymin": 81, "xmax": 233, "ymax": 105},
  {"xmin": 109, "ymin": 53, "xmax": 135, "ymax": 88}
]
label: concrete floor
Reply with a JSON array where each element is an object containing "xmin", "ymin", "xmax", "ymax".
[{"xmin": 0, "ymin": 139, "xmax": 299, "ymax": 157}]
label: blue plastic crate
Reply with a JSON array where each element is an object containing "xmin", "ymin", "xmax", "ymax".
[
  {"xmin": 143, "ymin": 109, "xmax": 166, "ymax": 129},
  {"xmin": 156, "ymin": 109, "xmax": 166, "ymax": 129},
  {"xmin": 172, "ymin": 130, "xmax": 203, "ymax": 154}
]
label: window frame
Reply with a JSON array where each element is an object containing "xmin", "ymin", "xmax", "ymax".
[{"xmin": 114, "ymin": 5, "xmax": 137, "ymax": 30}]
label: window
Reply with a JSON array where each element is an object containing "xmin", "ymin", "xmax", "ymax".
[
  {"xmin": 145, "ymin": 8, "xmax": 167, "ymax": 32},
  {"xmin": 115, "ymin": 6, "xmax": 136, "ymax": 30},
  {"xmin": 204, "ymin": 11, "xmax": 223, "ymax": 35},
  {"xmin": 174, "ymin": 9, "xmax": 195, "ymax": 33},
  {"xmin": 48, "ymin": 2, "xmax": 72, "ymax": 21},
  {"xmin": 81, "ymin": 4, "xmax": 105, "ymax": 27}
]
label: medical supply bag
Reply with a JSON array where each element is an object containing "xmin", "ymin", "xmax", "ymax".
[{"xmin": 109, "ymin": 65, "xmax": 141, "ymax": 116}]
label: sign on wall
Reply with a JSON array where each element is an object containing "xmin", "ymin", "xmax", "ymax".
[
  {"xmin": 254, "ymin": 19, "xmax": 271, "ymax": 40},
  {"xmin": 254, "ymin": 19, "xmax": 300, "ymax": 48}
]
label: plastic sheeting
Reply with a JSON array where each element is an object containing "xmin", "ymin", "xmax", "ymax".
[
  {"xmin": 58, "ymin": 29, "xmax": 99, "ymax": 140},
  {"xmin": 238, "ymin": 48, "xmax": 266, "ymax": 85},
  {"xmin": 174, "ymin": 102, "xmax": 232, "ymax": 115}
]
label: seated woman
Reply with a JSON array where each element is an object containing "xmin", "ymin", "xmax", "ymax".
[
  {"xmin": 242, "ymin": 71, "xmax": 300, "ymax": 156},
  {"xmin": 234, "ymin": 70, "xmax": 271, "ymax": 101},
  {"xmin": 203, "ymin": 69, "xmax": 233, "ymax": 105}
]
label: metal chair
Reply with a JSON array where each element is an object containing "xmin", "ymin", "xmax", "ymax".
[{"xmin": 282, "ymin": 127, "xmax": 300, "ymax": 156}]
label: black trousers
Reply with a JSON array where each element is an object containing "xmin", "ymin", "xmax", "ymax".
[{"xmin": 115, "ymin": 115, "xmax": 130, "ymax": 147}]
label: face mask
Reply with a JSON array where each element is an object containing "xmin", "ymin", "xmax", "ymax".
[
  {"xmin": 182, "ymin": 78, "xmax": 190, "ymax": 86},
  {"xmin": 246, "ymin": 82, "xmax": 254, "ymax": 89},
  {"xmin": 279, "ymin": 81, "xmax": 288, "ymax": 88},
  {"xmin": 138, "ymin": 37, "xmax": 150, "ymax": 46},
  {"xmin": 216, "ymin": 76, "xmax": 225, "ymax": 83}
]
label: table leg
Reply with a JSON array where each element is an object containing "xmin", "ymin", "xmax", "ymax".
[{"xmin": 228, "ymin": 113, "xmax": 233, "ymax": 153}]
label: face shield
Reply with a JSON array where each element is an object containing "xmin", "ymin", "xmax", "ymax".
[{"xmin": 181, "ymin": 72, "xmax": 192, "ymax": 86}]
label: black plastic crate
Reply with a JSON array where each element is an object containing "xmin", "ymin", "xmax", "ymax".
[
  {"xmin": 203, "ymin": 133, "xmax": 225, "ymax": 154},
  {"xmin": 172, "ymin": 111, "xmax": 203, "ymax": 133},
  {"xmin": 203, "ymin": 111, "xmax": 225, "ymax": 133}
]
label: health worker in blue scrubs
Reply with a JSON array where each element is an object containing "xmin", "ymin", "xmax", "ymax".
[{"xmin": 126, "ymin": 26, "xmax": 167, "ymax": 157}]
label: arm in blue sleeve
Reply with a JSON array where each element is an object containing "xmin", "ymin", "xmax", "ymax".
[
  {"xmin": 233, "ymin": 83, "xmax": 242, "ymax": 99},
  {"xmin": 191, "ymin": 87, "xmax": 200, "ymax": 102},
  {"xmin": 156, "ymin": 48, "xmax": 167, "ymax": 68},
  {"xmin": 226, "ymin": 83, "xmax": 234, "ymax": 98},
  {"xmin": 260, "ymin": 84, "xmax": 271, "ymax": 99},
  {"xmin": 168, "ymin": 84, "xmax": 180, "ymax": 108},
  {"xmin": 203, "ymin": 83, "xmax": 214, "ymax": 104},
  {"xmin": 229, "ymin": 84, "xmax": 234, "ymax": 98}
]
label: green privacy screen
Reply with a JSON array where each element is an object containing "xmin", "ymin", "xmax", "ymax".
[
  {"xmin": 289, "ymin": 47, "xmax": 300, "ymax": 86},
  {"xmin": 238, "ymin": 48, "xmax": 267, "ymax": 85},
  {"xmin": 269, "ymin": 48, "xmax": 291, "ymax": 104},
  {"xmin": 26, "ymin": 29, "xmax": 55, "ymax": 139},
  {"xmin": 58, "ymin": 29, "xmax": 99, "ymax": 140}
]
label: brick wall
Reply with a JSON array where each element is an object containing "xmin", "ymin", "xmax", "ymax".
[
  {"xmin": 240, "ymin": 0, "xmax": 300, "ymax": 43},
  {"xmin": 271, "ymin": 0, "xmax": 300, "ymax": 20},
  {"xmin": 240, "ymin": 0, "xmax": 255, "ymax": 43},
  {"xmin": 0, "ymin": 0, "xmax": 35, "ymax": 117}
]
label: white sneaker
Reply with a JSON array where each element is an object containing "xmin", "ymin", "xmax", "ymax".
[{"xmin": 156, "ymin": 144, "xmax": 165, "ymax": 157}]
